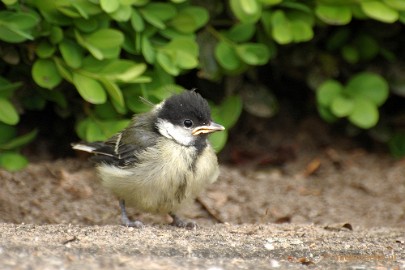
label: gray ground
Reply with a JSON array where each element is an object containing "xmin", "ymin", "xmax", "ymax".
[
  {"xmin": 1, "ymin": 117, "xmax": 404, "ymax": 269},
  {"xmin": 1, "ymin": 223, "xmax": 404, "ymax": 269}
]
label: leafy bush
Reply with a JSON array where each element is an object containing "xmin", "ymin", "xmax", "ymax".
[
  {"xmin": 0, "ymin": 0, "xmax": 404, "ymax": 170},
  {"xmin": 316, "ymin": 72, "xmax": 389, "ymax": 129}
]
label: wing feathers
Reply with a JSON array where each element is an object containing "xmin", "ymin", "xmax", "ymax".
[{"xmin": 72, "ymin": 112, "xmax": 159, "ymax": 167}]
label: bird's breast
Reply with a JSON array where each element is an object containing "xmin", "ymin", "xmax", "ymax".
[{"xmin": 97, "ymin": 138, "xmax": 219, "ymax": 214}]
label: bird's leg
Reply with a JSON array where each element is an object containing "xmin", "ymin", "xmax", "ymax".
[
  {"xmin": 169, "ymin": 213, "xmax": 197, "ymax": 229},
  {"xmin": 119, "ymin": 200, "xmax": 144, "ymax": 228}
]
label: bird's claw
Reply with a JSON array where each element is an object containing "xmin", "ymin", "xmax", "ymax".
[
  {"xmin": 122, "ymin": 219, "xmax": 145, "ymax": 228},
  {"xmin": 170, "ymin": 214, "xmax": 198, "ymax": 229}
]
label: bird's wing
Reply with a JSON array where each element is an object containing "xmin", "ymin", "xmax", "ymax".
[{"xmin": 73, "ymin": 113, "xmax": 159, "ymax": 168}]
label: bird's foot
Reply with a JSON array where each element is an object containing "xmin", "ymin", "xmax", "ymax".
[
  {"xmin": 119, "ymin": 199, "xmax": 144, "ymax": 228},
  {"xmin": 170, "ymin": 214, "xmax": 198, "ymax": 229},
  {"xmin": 121, "ymin": 218, "xmax": 144, "ymax": 228}
]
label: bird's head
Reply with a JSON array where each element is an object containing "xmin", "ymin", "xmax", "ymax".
[{"xmin": 155, "ymin": 91, "xmax": 225, "ymax": 147}]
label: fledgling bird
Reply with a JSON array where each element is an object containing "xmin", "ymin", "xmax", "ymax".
[{"xmin": 72, "ymin": 90, "xmax": 225, "ymax": 228}]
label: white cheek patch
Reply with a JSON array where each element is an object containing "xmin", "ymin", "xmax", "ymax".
[{"xmin": 157, "ymin": 119, "xmax": 195, "ymax": 146}]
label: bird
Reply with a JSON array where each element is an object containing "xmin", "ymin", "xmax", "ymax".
[{"xmin": 72, "ymin": 90, "xmax": 225, "ymax": 228}]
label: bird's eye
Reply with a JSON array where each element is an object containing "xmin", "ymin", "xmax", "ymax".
[{"xmin": 183, "ymin": 119, "xmax": 193, "ymax": 128}]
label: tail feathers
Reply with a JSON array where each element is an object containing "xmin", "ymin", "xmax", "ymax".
[{"xmin": 71, "ymin": 143, "xmax": 97, "ymax": 153}]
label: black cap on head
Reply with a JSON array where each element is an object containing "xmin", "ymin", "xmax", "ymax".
[{"xmin": 158, "ymin": 90, "xmax": 211, "ymax": 127}]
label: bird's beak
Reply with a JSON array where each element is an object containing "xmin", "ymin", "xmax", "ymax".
[{"xmin": 192, "ymin": 122, "xmax": 225, "ymax": 136}]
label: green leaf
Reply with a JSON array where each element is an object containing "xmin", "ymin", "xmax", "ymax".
[
  {"xmin": 127, "ymin": 97, "xmax": 154, "ymax": 113},
  {"xmin": 216, "ymin": 95, "xmax": 243, "ymax": 128},
  {"xmin": 140, "ymin": 9, "xmax": 165, "ymax": 29},
  {"xmin": 142, "ymin": 3, "xmax": 177, "ymax": 21},
  {"xmin": 345, "ymin": 72, "xmax": 389, "ymax": 106},
  {"xmin": 100, "ymin": 0, "xmax": 120, "ymax": 13},
  {"xmin": 71, "ymin": 0, "xmax": 102, "ymax": 18},
  {"xmin": 80, "ymin": 118, "xmax": 131, "ymax": 142},
  {"xmin": 32, "ymin": 59, "xmax": 62, "ymax": 89},
  {"xmin": 351, "ymin": 5, "xmax": 368, "ymax": 19},
  {"xmin": 165, "ymin": 37, "xmax": 198, "ymax": 57},
  {"xmin": 236, "ymin": 43, "xmax": 270, "ymax": 65},
  {"xmin": 287, "ymin": 9, "xmax": 315, "ymax": 26},
  {"xmin": 158, "ymin": 38, "xmax": 199, "ymax": 72},
  {"xmin": 0, "ymin": 123, "xmax": 16, "ymax": 145},
  {"xmin": 215, "ymin": 41, "xmax": 241, "ymax": 71},
  {"xmin": 59, "ymin": 39, "xmax": 83, "ymax": 68},
  {"xmin": 0, "ymin": 78, "xmax": 21, "ymax": 98},
  {"xmin": 0, "ymin": 11, "xmax": 40, "ymax": 43},
  {"xmin": 99, "ymin": 78, "xmax": 125, "ymax": 107},
  {"xmin": 271, "ymin": 10, "xmax": 293, "ymax": 44},
  {"xmin": 170, "ymin": 6, "xmax": 209, "ymax": 33},
  {"xmin": 0, "ymin": 152, "xmax": 28, "ymax": 171},
  {"xmin": 383, "ymin": 0, "xmax": 405, "ymax": 10},
  {"xmin": 110, "ymin": 5, "xmax": 132, "ymax": 21},
  {"xmin": 0, "ymin": 24, "xmax": 31, "ymax": 43},
  {"xmin": 318, "ymin": 105, "xmax": 338, "ymax": 123},
  {"xmin": 102, "ymin": 119, "xmax": 130, "ymax": 138},
  {"xmin": 209, "ymin": 130, "xmax": 228, "ymax": 153},
  {"xmin": 141, "ymin": 36, "xmax": 155, "ymax": 64},
  {"xmin": 280, "ymin": 1, "xmax": 312, "ymax": 13},
  {"xmin": 261, "ymin": 10, "xmax": 273, "ymax": 37},
  {"xmin": 181, "ymin": 6, "xmax": 209, "ymax": 29},
  {"xmin": 290, "ymin": 20, "xmax": 314, "ymax": 42},
  {"xmin": 100, "ymin": 60, "xmax": 147, "ymax": 82},
  {"xmin": 54, "ymin": 57, "xmax": 73, "ymax": 83},
  {"xmin": 2, "ymin": 0, "xmax": 18, "ymax": 5},
  {"xmin": 175, "ymin": 51, "xmax": 198, "ymax": 69},
  {"xmin": 361, "ymin": 1, "xmax": 399, "ymax": 23},
  {"xmin": 225, "ymin": 23, "xmax": 256, "ymax": 42},
  {"xmin": 112, "ymin": 98, "xmax": 127, "ymax": 115},
  {"xmin": 76, "ymin": 118, "xmax": 89, "ymax": 140},
  {"xmin": 152, "ymin": 84, "xmax": 183, "ymax": 100},
  {"xmin": 97, "ymin": 47, "xmax": 121, "ymax": 60},
  {"xmin": 315, "ymin": 4, "xmax": 352, "ymax": 25},
  {"xmin": 0, "ymin": 129, "xmax": 38, "ymax": 150},
  {"xmin": 348, "ymin": 98, "xmax": 379, "ymax": 129},
  {"xmin": 36, "ymin": 41, "xmax": 56, "ymax": 58},
  {"xmin": 85, "ymin": 119, "xmax": 108, "ymax": 142},
  {"xmin": 81, "ymin": 57, "xmax": 105, "ymax": 73},
  {"xmin": 316, "ymin": 80, "xmax": 344, "ymax": 106},
  {"xmin": 76, "ymin": 29, "xmax": 124, "ymax": 60},
  {"xmin": 159, "ymin": 28, "xmax": 195, "ymax": 40},
  {"xmin": 73, "ymin": 73, "xmax": 107, "ymax": 104},
  {"xmin": 50, "ymin": 26, "xmax": 64, "ymax": 44},
  {"xmin": 330, "ymin": 95, "xmax": 354, "ymax": 117},
  {"xmin": 73, "ymin": 18, "xmax": 99, "ymax": 33},
  {"xmin": 75, "ymin": 30, "xmax": 101, "ymax": 59},
  {"xmin": 170, "ymin": 13, "xmax": 197, "ymax": 34},
  {"xmin": 140, "ymin": 3, "xmax": 176, "ymax": 29},
  {"xmin": 57, "ymin": 6, "xmax": 82, "ymax": 19},
  {"xmin": 230, "ymin": 0, "xmax": 262, "ymax": 23},
  {"xmin": 156, "ymin": 51, "xmax": 180, "ymax": 76},
  {"xmin": 152, "ymin": 66, "xmax": 176, "ymax": 86},
  {"xmin": 259, "ymin": 0, "xmax": 282, "ymax": 6},
  {"xmin": 125, "ymin": 85, "xmax": 155, "ymax": 113},
  {"xmin": 94, "ymin": 102, "xmax": 121, "ymax": 119},
  {"xmin": 85, "ymin": 28, "xmax": 124, "ymax": 48},
  {"xmin": 131, "ymin": 8, "xmax": 145, "ymax": 32}
]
